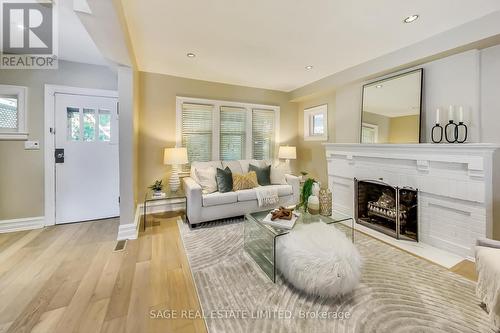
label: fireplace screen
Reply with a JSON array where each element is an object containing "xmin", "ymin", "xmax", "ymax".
[{"xmin": 355, "ymin": 179, "xmax": 418, "ymax": 241}]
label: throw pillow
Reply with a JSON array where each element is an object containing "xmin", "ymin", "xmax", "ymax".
[
  {"xmin": 216, "ymin": 167, "xmax": 233, "ymax": 193},
  {"xmin": 195, "ymin": 167, "xmax": 217, "ymax": 194},
  {"xmin": 270, "ymin": 163, "xmax": 290, "ymax": 185},
  {"xmin": 249, "ymin": 164, "xmax": 271, "ymax": 186},
  {"xmin": 232, "ymin": 171, "xmax": 259, "ymax": 191}
]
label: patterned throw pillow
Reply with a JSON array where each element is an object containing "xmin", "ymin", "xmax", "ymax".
[{"xmin": 232, "ymin": 171, "xmax": 259, "ymax": 191}]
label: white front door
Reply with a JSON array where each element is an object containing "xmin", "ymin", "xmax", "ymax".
[{"xmin": 54, "ymin": 93, "xmax": 119, "ymax": 224}]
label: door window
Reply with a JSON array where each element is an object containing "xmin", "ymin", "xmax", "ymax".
[{"xmin": 67, "ymin": 107, "xmax": 80, "ymax": 141}]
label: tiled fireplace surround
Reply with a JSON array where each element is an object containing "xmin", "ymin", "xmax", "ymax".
[{"xmin": 325, "ymin": 144, "xmax": 499, "ymax": 259}]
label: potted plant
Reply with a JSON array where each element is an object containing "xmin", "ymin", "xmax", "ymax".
[
  {"xmin": 149, "ymin": 180, "xmax": 164, "ymax": 197},
  {"xmin": 299, "ymin": 178, "xmax": 314, "ymax": 210}
]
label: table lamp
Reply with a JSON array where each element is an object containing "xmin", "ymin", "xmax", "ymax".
[
  {"xmin": 164, "ymin": 147, "xmax": 188, "ymax": 192},
  {"xmin": 278, "ymin": 146, "xmax": 296, "ymax": 168}
]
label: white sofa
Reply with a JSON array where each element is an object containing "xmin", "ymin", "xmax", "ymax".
[
  {"xmin": 183, "ymin": 159, "xmax": 300, "ymax": 226},
  {"xmin": 475, "ymin": 238, "xmax": 500, "ymax": 329}
]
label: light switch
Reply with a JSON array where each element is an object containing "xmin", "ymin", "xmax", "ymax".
[{"xmin": 24, "ymin": 140, "xmax": 40, "ymax": 150}]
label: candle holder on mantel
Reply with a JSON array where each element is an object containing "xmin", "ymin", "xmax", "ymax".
[
  {"xmin": 431, "ymin": 123, "xmax": 443, "ymax": 143},
  {"xmin": 445, "ymin": 120, "xmax": 458, "ymax": 143},
  {"xmin": 456, "ymin": 122, "xmax": 468, "ymax": 143}
]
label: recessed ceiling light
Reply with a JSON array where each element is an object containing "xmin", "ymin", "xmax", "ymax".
[
  {"xmin": 403, "ymin": 14, "xmax": 419, "ymax": 24},
  {"xmin": 375, "ymin": 84, "xmax": 383, "ymax": 88},
  {"xmin": 186, "ymin": 52, "xmax": 196, "ymax": 58},
  {"xmin": 305, "ymin": 65, "xmax": 313, "ymax": 70}
]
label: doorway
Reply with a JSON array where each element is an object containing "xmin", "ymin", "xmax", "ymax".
[{"xmin": 45, "ymin": 85, "xmax": 119, "ymax": 225}]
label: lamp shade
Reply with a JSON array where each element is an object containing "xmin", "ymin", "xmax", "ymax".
[
  {"xmin": 278, "ymin": 146, "xmax": 296, "ymax": 160},
  {"xmin": 164, "ymin": 147, "xmax": 188, "ymax": 165}
]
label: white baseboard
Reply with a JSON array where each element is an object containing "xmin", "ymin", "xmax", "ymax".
[
  {"xmin": 0, "ymin": 216, "xmax": 45, "ymax": 233},
  {"xmin": 117, "ymin": 198, "xmax": 186, "ymax": 240}
]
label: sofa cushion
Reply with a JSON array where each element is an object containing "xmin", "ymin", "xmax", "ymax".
[
  {"xmin": 195, "ymin": 167, "xmax": 217, "ymax": 194},
  {"xmin": 202, "ymin": 191, "xmax": 238, "ymax": 207},
  {"xmin": 239, "ymin": 159, "xmax": 267, "ymax": 173},
  {"xmin": 236, "ymin": 189, "xmax": 257, "ymax": 202},
  {"xmin": 222, "ymin": 160, "xmax": 243, "ymax": 174},
  {"xmin": 270, "ymin": 163, "xmax": 290, "ymax": 185},
  {"xmin": 236, "ymin": 185, "xmax": 293, "ymax": 202},
  {"xmin": 232, "ymin": 171, "xmax": 258, "ymax": 191},
  {"xmin": 191, "ymin": 161, "xmax": 222, "ymax": 183},
  {"xmin": 216, "ymin": 167, "xmax": 233, "ymax": 193},
  {"xmin": 249, "ymin": 164, "xmax": 271, "ymax": 186}
]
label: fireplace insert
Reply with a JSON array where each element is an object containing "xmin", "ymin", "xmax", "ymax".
[{"xmin": 355, "ymin": 179, "xmax": 418, "ymax": 241}]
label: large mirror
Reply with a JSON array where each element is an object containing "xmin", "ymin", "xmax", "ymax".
[{"xmin": 361, "ymin": 69, "xmax": 423, "ymax": 144}]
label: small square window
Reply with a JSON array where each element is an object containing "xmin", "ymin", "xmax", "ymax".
[
  {"xmin": 304, "ymin": 104, "xmax": 328, "ymax": 141},
  {"xmin": 0, "ymin": 85, "xmax": 28, "ymax": 140}
]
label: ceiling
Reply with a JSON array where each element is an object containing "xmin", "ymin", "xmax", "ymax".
[
  {"xmin": 363, "ymin": 71, "xmax": 421, "ymax": 118},
  {"xmin": 58, "ymin": 0, "xmax": 107, "ymax": 66},
  {"xmin": 120, "ymin": 0, "xmax": 500, "ymax": 92}
]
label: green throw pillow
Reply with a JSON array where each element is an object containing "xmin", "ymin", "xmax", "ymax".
[
  {"xmin": 249, "ymin": 164, "xmax": 271, "ymax": 186},
  {"xmin": 216, "ymin": 167, "xmax": 233, "ymax": 193}
]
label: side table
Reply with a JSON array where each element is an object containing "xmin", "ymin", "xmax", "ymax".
[{"xmin": 143, "ymin": 188, "xmax": 186, "ymax": 231}]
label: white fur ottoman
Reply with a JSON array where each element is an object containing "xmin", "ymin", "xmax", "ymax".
[{"xmin": 276, "ymin": 222, "xmax": 362, "ymax": 298}]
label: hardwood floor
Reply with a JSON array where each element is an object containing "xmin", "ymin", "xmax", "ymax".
[
  {"xmin": 450, "ymin": 259, "xmax": 478, "ymax": 282},
  {"xmin": 0, "ymin": 212, "xmax": 479, "ymax": 333},
  {"xmin": 0, "ymin": 214, "xmax": 206, "ymax": 333}
]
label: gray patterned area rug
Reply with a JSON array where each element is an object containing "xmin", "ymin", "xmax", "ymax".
[{"xmin": 177, "ymin": 218, "xmax": 495, "ymax": 333}]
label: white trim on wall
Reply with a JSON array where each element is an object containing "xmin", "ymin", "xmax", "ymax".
[
  {"xmin": 175, "ymin": 96, "xmax": 281, "ymax": 160},
  {"xmin": 44, "ymin": 85, "xmax": 119, "ymax": 227},
  {"xmin": 0, "ymin": 216, "xmax": 44, "ymax": 233}
]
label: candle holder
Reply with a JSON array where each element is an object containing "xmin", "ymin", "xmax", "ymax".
[
  {"xmin": 431, "ymin": 123, "xmax": 443, "ymax": 143},
  {"xmin": 445, "ymin": 120, "xmax": 458, "ymax": 143},
  {"xmin": 456, "ymin": 121, "xmax": 468, "ymax": 143}
]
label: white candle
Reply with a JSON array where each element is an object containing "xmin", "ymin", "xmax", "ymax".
[
  {"xmin": 448, "ymin": 105, "xmax": 454, "ymax": 121},
  {"xmin": 435, "ymin": 108, "xmax": 440, "ymax": 124},
  {"xmin": 458, "ymin": 106, "xmax": 464, "ymax": 123}
]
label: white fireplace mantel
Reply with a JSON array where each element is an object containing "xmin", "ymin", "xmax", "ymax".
[{"xmin": 324, "ymin": 143, "xmax": 500, "ymax": 259}]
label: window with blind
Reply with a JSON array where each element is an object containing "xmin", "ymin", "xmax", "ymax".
[
  {"xmin": 177, "ymin": 97, "xmax": 278, "ymax": 164},
  {"xmin": 220, "ymin": 106, "xmax": 246, "ymax": 160},
  {"xmin": 181, "ymin": 103, "xmax": 213, "ymax": 165},
  {"xmin": 252, "ymin": 109, "xmax": 275, "ymax": 160}
]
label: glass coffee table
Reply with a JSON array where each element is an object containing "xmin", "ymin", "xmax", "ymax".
[{"xmin": 244, "ymin": 210, "xmax": 354, "ymax": 282}]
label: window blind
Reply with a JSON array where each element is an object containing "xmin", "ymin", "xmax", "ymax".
[
  {"xmin": 181, "ymin": 103, "xmax": 213, "ymax": 165},
  {"xmin": 220, "ymin": 106, "xmax": 246, "ymax": 161},
  {"xmin": 252, "ymin": 109, "xmax": 275, "ymax": 160}
]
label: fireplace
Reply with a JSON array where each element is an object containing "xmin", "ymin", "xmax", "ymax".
[{"xmin": 355, "ymin": 179, "xmax": 418, "ymax": 242}]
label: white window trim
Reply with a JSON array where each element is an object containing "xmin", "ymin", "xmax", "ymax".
[
  {"xmin": 361, "ymin": 122, "xmax": 379, "ymax": 143},
  {"xmin": 303, "ymin": 104, "xmax": 328, "ymax": 141},
  {"xmin": 176, "ymin": 96, "xmax": 280, "ymax": 161},
  {"xmin": 0, "ymin": 84, "xmax": 28, "ymax": 140}
]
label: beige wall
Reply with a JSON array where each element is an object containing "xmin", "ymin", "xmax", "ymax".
[
  {"xmin": 137, "ymin": 71, "xmax": 299, "ymax": 199},
  {"xmin": 388, "ymin": 115, "xmax": 420, "ymax": 143},
  {"xmin": 362, "ymin": 112, "xmax": 390, "ymax": 143},
  {"xmin": 0, "ymin": 61, "xmax": 117, "ymax": 220},
  {"xmin": 296, "ymin": 94, "xmax": 335, "ymax": 185}
]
